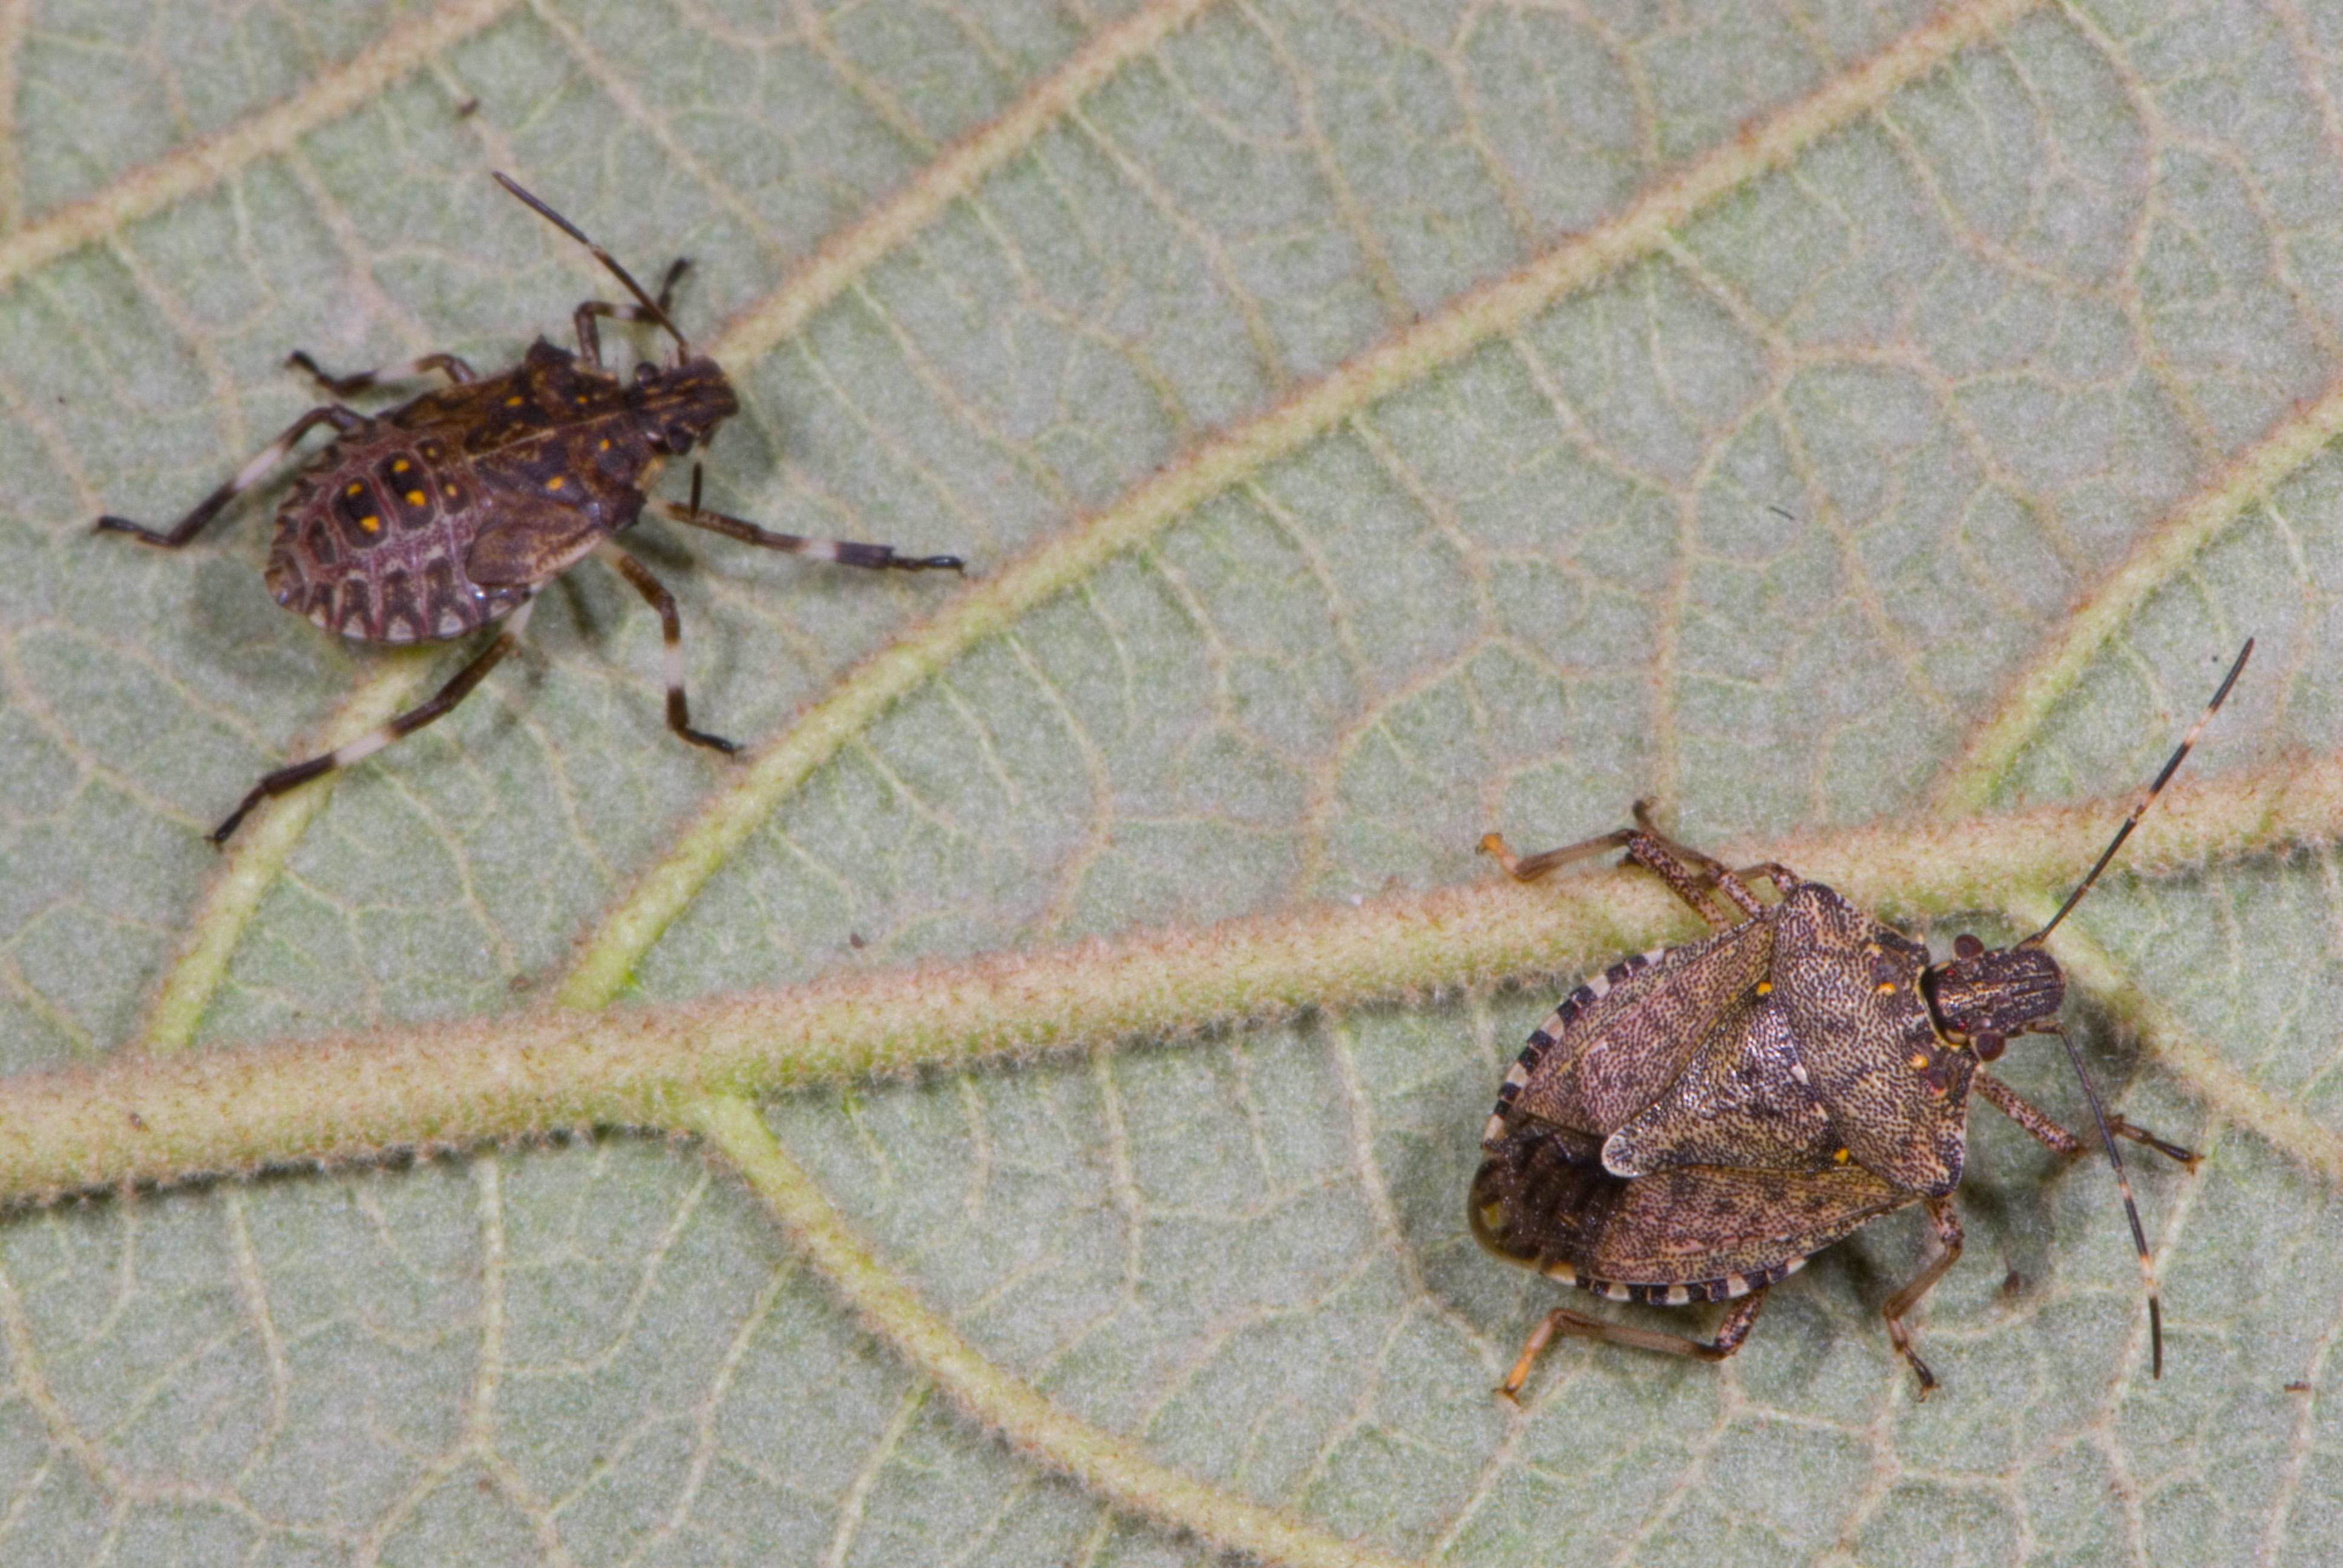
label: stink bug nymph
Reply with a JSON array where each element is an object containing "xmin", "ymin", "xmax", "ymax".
[
  {"xmin": 1472, "ymin": 641, "xmax": 2252, "ymax": 1398},
  {"xmin": 97, "ymin": 172, "xmax": 963, "ymax": 844}
]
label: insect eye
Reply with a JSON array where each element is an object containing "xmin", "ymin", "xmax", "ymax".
[
  {"xmin": 1973, "ymin": 1031, "xmax": 2005, "ymax": 1062},
  {"xmin": 1954, "ymin": 934, "xmax": 1984, "ymax": 960},
  {"xmin": 635, "ymin": 361, "xmax": 660, "ymax": 383},
  {"xmin": 666, "ymin": 422, "xmax": 697, "ymax": 451}
]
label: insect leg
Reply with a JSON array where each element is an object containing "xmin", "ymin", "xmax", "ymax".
[
  {"xmin": 1624, "ymin": 800, "xmax": 1768, "ymax": 918},
  {"xmin": 601, "ymin": 546, "xmax": 739, "ymax": 755},
  {"xmin": 658, "ymin": 465, "xmax": 965, "ymax": 573},
  {"xmin": 573, "ymin": 258, "xmax": 690, "ymax": 367},
  {"xmin": 2105, "ymin": 1117, "xmax": 2201, "ymax": 1167},
  {"xmin": 286, "ymin": 350, "xmax": 476, "ymax": 394},
  {"xmin": 1480, "ymin": 798, "xmax": 1739, "ymax": 929},
  {"xmin": 1974, "ymin": 1071, "xmax": 2200, "ymax": 1167},
  {"xmin": 1882, "ymin": 1195, "xmax": 1963, "ymax": 1398},
  {"xmin": 1477, "ymin": 827, "xmax": 1633, "ymax": 882},
  {"xmin": 1499, "ymin": 1290, "xmax": 1768, "ymax": 1399},
  {"xmin": 207, "ymin": 600, "xmax": 535, "ymax": 845},
  {"xmin": 94, "ymin": 405, "xmax": 366, "ymax": 547},
  {"xmin": 1973, "ymin": 1073, "xmax": 2084, "ymax": 1154},
  {"xmin": 1725, "ymin": 861, "xmax": 1802, "ymax": 897}
]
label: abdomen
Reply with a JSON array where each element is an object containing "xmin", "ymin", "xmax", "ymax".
[{"xmin": 266, "ymin": 429, "xmax": 520, "ymax": 643}]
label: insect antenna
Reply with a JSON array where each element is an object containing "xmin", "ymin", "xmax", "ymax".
[
  {"xmin": 2024, "ymin": 637, "xmax": 2254, "ymax": 946},
  {"xmin": 2039, "ymin": 1020, "xmax": 2165, "ymax": 1376},
  {"xmin": 2015, "ymin": 638, "xmax": 2253, "ymax": 1383},
  {"xmin": 492, "ymin": 171, "xmax": 691, "ymax": 354}
]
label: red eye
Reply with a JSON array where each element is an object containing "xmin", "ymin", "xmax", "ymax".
[{"xmin": 1955, "ymin": 934, "xmax": 1984, "ymax": 959}]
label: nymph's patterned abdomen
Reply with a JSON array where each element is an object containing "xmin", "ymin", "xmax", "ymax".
[{"xmin": 266, "ymin": 428, "xmax": 522, "ymax": 644}]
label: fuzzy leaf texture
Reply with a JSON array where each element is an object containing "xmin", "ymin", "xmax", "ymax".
[{"xmin": 5, "ymin": 1, "xmax": 2343, "ymax": 1564}]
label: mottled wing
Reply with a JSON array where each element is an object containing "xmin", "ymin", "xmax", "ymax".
[
  {"xmin": 1585, "ymin": 1163, "xmax": 1912, "ymax": 1290},
  {"xmin": 1601, "ymin": 990, "xmax": 1841, "ymax": 1177},
  {"xmin": 1771, "ymin": 883, "xmax": 1973, "ymax": 1196},
  {"xmin": 1472, "ymin": 1119, "xmax": 1909, "ymax": 1295},
  {"xmin": 1507, "ymin": 918, "xmax": 1777, "ymax": 1137},
  {"xmin": 466, "ymin": 485, "xmax": 638, "ymax": 587}
]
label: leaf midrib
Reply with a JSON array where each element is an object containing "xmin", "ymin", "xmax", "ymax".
[{"xmin": 11, "ymin": 756, "xmax": 2335, "ymax": 1206}]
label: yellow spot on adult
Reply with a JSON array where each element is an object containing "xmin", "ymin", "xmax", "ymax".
[
  {"xmin": 1754, "ymin": 981, "xmax": 1772, "ymax": 996},
  {"xmin": 546, "ymin": 475, "xmax": 565, "ymax": 491}
]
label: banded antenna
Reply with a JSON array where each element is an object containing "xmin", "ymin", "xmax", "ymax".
[
  {"xmin": 493, "ymin": 171, "xmax": 690, "ymax": 354},
  {"xmin": 2024, "ymin": 636, "xmax": 2253, "ymax": 1380}
]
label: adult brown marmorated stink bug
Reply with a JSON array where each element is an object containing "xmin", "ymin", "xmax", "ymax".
[
  {"xmin": 1470, "ymin": 640, "xmax": 2252, "ymax": 1398},
  {"xmin": 97, "ymin": 172, "xmax": 963, "ymax": 844}
]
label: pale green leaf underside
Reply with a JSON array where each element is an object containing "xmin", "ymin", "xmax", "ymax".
[{"xmin": 7, "ymin": 2, "xmax": 2343, "ymax": 1566}]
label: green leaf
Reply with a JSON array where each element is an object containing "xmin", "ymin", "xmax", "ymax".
[{"xmin": 4, "ymin": 1, "xmax": 2341, "ymax": 1564}]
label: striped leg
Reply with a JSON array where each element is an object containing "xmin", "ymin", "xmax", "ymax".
[
  {"xmin": 94, "ymin": 404, "xmax": 366, "ymax": 547},
  {"xmin": 286, "ymin": 350, "xmax": 476, "ymax": 394},
  {"xmin": 1501, "ymin": 1290, "xmax": 1766, "ymax": 1400},
  {"xmin": 602, "ymin": 547, "xmax": 737, "ymax": 754},
  {"xmin": 574, "ymin": 258, "xmax": 689, "ymax": 367},
  {"xmin": 208, "ymin": 599, "xmax": 534, "ymax": 845},
  {"xmin": 658, "ymin": 463, "xmax": 964, "ymax": 573},
  {"xmin": 1883, "ymin": 1196, "xmax": 1962, "ymax": 1398}
]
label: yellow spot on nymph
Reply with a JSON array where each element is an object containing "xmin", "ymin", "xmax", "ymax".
[
  {"xmin": 392, "ymin": 459, "xmax": 410, "ymax": 474},
  {"xmin": 359, "ymin": 515, "xmax": 380, "ymax": 532},
  {"xmin": 1833, "ymin": 1148, "xmax": 1850, "ymax": 1164},
  {"xmin": 505, "ymin": 395, "xmax": 523, "ymax": 407},
  {"xmin": 443, "ymin": 484, "xmax": 459, "ymax": 498},
  {"xmin": 1755, "ymin": 981, "xmax": 1772, "ymax": 996},
  {"xmin": 1908, "ymin": 1053, "xmax": 1930, "ymax": 1070},
  {"xmin": 597, "ymin": 439, "xmax": 611, "ymax": 451},
  {"xmin": 405, "ymin": 489, "xmax": 427, "ymax": 506},
  {"xmin": 546, "ymin": 475, "xmax": 565, "ymax": 491},
  {"xmin": 344, "ymin": 482, "xmax": 362, "ymax": 497}
]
